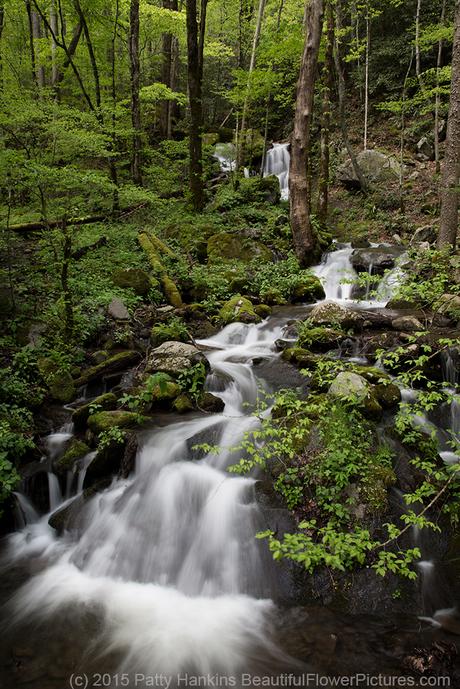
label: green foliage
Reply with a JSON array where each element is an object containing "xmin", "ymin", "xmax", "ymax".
[
  {"xmin": 177, "ymin": 363, "xmax": 207, "ymax": 402},
  {"xmin": 151, "ymin": 317, "xmax": 190, "ymax": 346},
  {"xmin": 120, "ymin": 373, "xmax": 173, "ymax": 412},
  {"xmin": 98, "ymin": 427, "xmax": 127, "ymax": 451}
]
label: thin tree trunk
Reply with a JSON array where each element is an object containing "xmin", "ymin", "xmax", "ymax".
[
  {"xmin": 334, "ymin": 0, "xmax": 368, "ymax": 192},
  {"xmin": 318, "ymin": 1, "xmax": 334, "ymax": 224},
  {"xmin": 110, "ymin": 0, "xmax": 120, "ymax": 210},
  {"xmin": 53, "ymin": 22, "xmax": 83, "ymax": 100},
  {"xmin": 160, "ymin": 0, "xmax": 178, "ymax": 139},
  {"xmin": 435, "ymin": 0, "xmax": 447, "ymax": 175},
  {"xmin": 237, "ymin": 0, "xmax": 266, "ymax": 170},
  {"xmin": 364, "ymin": 5, "xmax": 370, "ymax": 150},
  {"xmin": 260, "ymin": 0, "xmax": 284, "ymax": 177},
  {"xmin": 31, "ymin": 9, "xmax": 46, "ymax": 87},
  {"xmin": 415, "ymin": 0, "xmax": 422, "ymax": 84},
  {"xmin": 186, "ymin": 0, "xmax": 208, "ymax": 210},
  {"xmin": 289, "ymin": 0, "xmax": 324, "ymax": 266},
  {"xmin": 399, "ymin": 49, "xmax": 414, "ymax": 212},
  {"xmin": 26, "ymin": 1, "xmax": 38, "ymax": 87},
  {"xmin": 61, "ymin": 221, "xmax": 74, "ymax": 340},
  {"xmin": 437, "ymin": 0, "xmax": 460, "ymax": 248},
  {"xmin": 0, "ymin": 1, "xmax": 4, "ymax": 91},
  {"xmin": 73, "ymin": 0, "xmax": 101, "ymax": 109},
  {"xmin": 50, "ymin": 0, "xmax": 59, "ymax": 88},
  {"xmin": 129, "ymin": 0, "xmax": 142, "ymax": 184}
]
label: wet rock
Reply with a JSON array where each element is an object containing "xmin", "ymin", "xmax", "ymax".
[
  {"xmin": 329, "ymin": 371, "xmax": 370, "ymax": 400},
  {"xmin": 198, "ymin": 392, "xmax": 225, "ymax": 413},
  {"xmin": 298, "ymin": 326, "xmax": 344, "ymax": 352},
  {"xmin": 72, "ymin": 392, "xmax": 118, "ymax": 431},
  {"xmin": 73, "ymin": 351, "xmax": 141, "ymax": 387},
  {"xmin": 119, "ymin": 432, "xmax": 138, "ymax": 479},
  {"xmin": 207, "ymin": 232, "xmax": 271, "ymax": 264},
  {"xmin": 173, "ymin": 393, "xmax": 195, "ymax": 413},
  {"xmin": 337, "ymin": 149, "xmax": 402, "ymax": 188},
  {"xmin": 112, "ymin": 268, "xmax": 151, "ymax": 296},
  {"xmin": 54, "ymin": 439, "xmax": 90, "ymax": 475},
  {"xmin": 146, "ymin": 341, "xmax": 209, "ymax": 377},
  {"xmin": 391, "ymin": 315, "xmax": 424, "ymax": 331},
  {"xmin": 281, "ymin": 347, "xmax": 322, "ymax": 370},
  {"xmin": 307, "ymin": 301, "xmax": 363, "ymax": 329},
  {"xmin": 291, "ymin": 275, "xmax": 325, "ymax": 303},
  {"xmin": 37, "ymin": 358, "xmax": 76, "ymax": 403},
  {"xmin": 48, "ymin": 478, "xmax": 111, "ymax": 532},
  {"xmin": 351, "ymin": 245, "xmax": 405, "ymax": 275},
  {"xmin": 108, "ymin": 297, "xmax": 130, "ymax": 320},
  {"xmin": 351, "ymin": 238, "xmax": 371, "ymax": 248},
  {"xmin": 437, "ymin": 294, "xmax": 460, "ymax": 321},
  {"xmin": 218, "ymin": 295, "xmax": 261, "ymax": 325},
  {"xmin": 373, "ymin": 382, "xmax": 402, "ymax": 408},
  {"xmin": 254, "ymin": 304, "xmax": 272, "ymax": 319},
  {"xmin": 87, "ymin": 410, "xmax": 139, "ymax": 434}
]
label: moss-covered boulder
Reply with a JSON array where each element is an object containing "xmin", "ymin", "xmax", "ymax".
[
  {"xmin": 218, "ymin": 295, "xmax": 261, "ymax": 325},
  {"xmin": 291, "ymin": 275, "xmax": 326, "ymax": 303},
  {"xmin": 112, "ymin": 268, "xmax": 152, "ymax": 296},
  {"xmin": 259, "ymin": 288, "xmax": 287, "ymax": 305},
  {"xmin": 173, "ymin": 394, "xmax": 195, "ymax": 414},
  {"xmin": 73, "ymin": 351, "xmax": 141, "ymax": 388},
  {"xmin": 328, "ymin": 372, "xmax": 382, "ymax": 418},
  {"xmin": 198, "ymin": 392, "xmax": 225, "ymax": 413},
  {"xmin": 307, "ymin": 301, "xmax": 362, "ymax": 329},
  {"xmin": 87, "ymin": 410, "xmax": 139, "ymax": 434},
  {"xmin": 374, "ymin": 382, "xmax": 402, "ymax": 408},
  {"xmin": 146, "ymin": 341, "xmax": 209, "ymax": 377},
  {"xmin": 143, "ymin": 376, "xmax": 181, "ymax": 410},
  {"xmin": 254, "ymin": 304, "xmax": 272, "ymax": 319},
  {"xmin": 297, "ymin": 326, "xmax": 344, "ymax": 352},
  {"xmin": 72, "ymin": 393, "xmax": 118, "ymax": 432},
  {"xmin": 281, "ymin": 347, "xmax": 321, "ymax": 370},
  {"xmin": 38, "ymin": 359, "xmax": 76, "ymax": 403},
  {"xmin": 207, "ymin": 232, "xmax": 271, "ymax": 264},
  {"xmin": 54, "ymin": 439, "xmax": 91, "ymax": 475}
]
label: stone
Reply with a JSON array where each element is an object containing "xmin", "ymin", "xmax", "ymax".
[
  {"xmin": 410, "ymin": 225, "xmax": 437, "ymax": 246},
  {"xmin": 198, "ymin": 392, "xmax": 225, "ymax": 413},
  {"xmin": 337, "ymin": 149, "xmax": 402, "ymax": 188},
  {"xmin": 73, "ymin": 351, "xmax": 141, "ymax": 387},
  {"xmin": 54, "ymin": 439, "xmax": 90, "ymax": 475},
  {"xmin": 351, "ymin": 245, "xmax": 405, "ymax": 275},
  {"xmin": 218, "ymin": 296, "xmax": 261, "ymax": 325},
  {"xmin": 307, "ymin": 301, "xmax": 362, "ymax": 329},
  {"xmin": 87, "ymin": 410, "xmax": 139, "ymax": 434},
  {"xmin": 391, "ymin": 315, "xmax": 424, "ymax": 332},
  {"xmin": 254, "ymin": 304, "xmax": 272, "ymax": 319},
  {"xmin": 298, "ymin": 326, "xmax": 344, "ymax": 352},
  {"xmin": 72, "ymin": 392, "xmax": 118, "ymax": 431},
  {"xmin": 374, "ymin": 383, "xmax": 402, "ymax": 409},
  {"xmin": 291, "ymin": 275, "xmax": 326, "ymax": 303},
  {"xmin": 112, "ymin": 268, "xmax": 151, "ymax": 296},
  {"xmin": 207, "ymin": 232, "xmax": 271, "ymax": 264},
  {"xmin": 146, "ymin": 341, "xmax": 209, "ymax": 377},
  {"xmin": 38, "ymin": 359, "xmax": 76, "ymax": 403},
  {"xmin": 328, "ymin": 372, "xmax": 370, "ymax": 401},
  {"xmin": 173, "ymin": 394, "xmax": 195, "ymax": 413},
  {"xmin": 416, "ymin": 136, "xmax": 434, "ymax": 161},
  {"xmin": 108, "ymin": 297, "xmax": 130, "ymax": 320},
  {"xmin": 437, "ymin": 294, "xmax": 460, "ymax": 321}
]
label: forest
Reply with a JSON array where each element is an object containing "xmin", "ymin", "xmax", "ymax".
[{"xmin": 1, "ymin": 0, "xmax": 460, "ymax": 686}]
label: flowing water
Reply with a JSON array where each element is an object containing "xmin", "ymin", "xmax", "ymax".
[
  {"xmin": 263, "ymin": 143, "xmax": 290, "ymax": 201},
  {"xmin": 2, "ymin": 246, "xmax": 459, "ymax": 687}
]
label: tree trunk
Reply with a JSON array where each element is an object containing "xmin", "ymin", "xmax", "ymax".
[
  {"xmin": 186, "ymin": 0, "xmax": 208, "ymax": 210},
  {"xmin": 160, "ymin": 0, "xmax": 179, "ymax": 139},
  {"xmin": 363, "ymin": 6, "xmax": 370, "ymax": 150},
  {"xmin": 438, "ymin": 0, "xmax": 460, "ymax": 248},
  {"xmin": 25, "ymin": 1, "xmax": 38, "ymax": 87},
  {"xmin": 31, "ymin": 9, "xmax": 46, "ymax": 87},
  {"xmin": 129, "ymin": 0, "xmax": 142, "ymax": 184},
  {"xmin": 318, "ymin": 1, "xmax": 334, "ymax": 224},
  {"xmin": 289, "ymin": 0, "xmax": 324, "ymax": 266},
  {"xmin": 73, "ymin": 0, "xmax": 101, "ymax": 109},
  {"xmin": 237, "ymin": 0, "xmax": 266, "ymax": 170},
  {"xmin": 0, "ymin": 1, "xmax": 4, "ymax": 91},
  {"xmin": 50, "ymin": 0, "xmax": 59, "ymax": 88},
  {"xmin": 435, "ymin": 0, "xmax": 447, "ymax": 175},
  {"xmin": 415, "ymin": 0, "xmax": 422, "ymax": 84}
]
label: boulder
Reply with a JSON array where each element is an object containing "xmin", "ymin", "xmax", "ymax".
[
  {"xmin": 87, "ymin": 410, "xmax": 139, "ymax": 434},
  {"xmin": 297, "ymin": 326, "xmax": 344, "ymax": 352},
  {"xmin": 198, "ymin": 392, "xmax": 225, "ymax": 413},
  {"xmin": 38, "ymin": 359, "xmax": 76, "ymax": 403},
  {"xmin": 207, "ymin": 232, "xmax": 271, "ymax": 264},
  {"xmin": 112, "ymin": 268, "xmax": 152, "ymax": 296},
  {"xmin": 73, "ymin": 351, "xmax": 141, "ymax": 387},
  {"xmin": 351, "ymin": 238, "xmax": 371, "ymax": 248},
  {"xmin": 436, "ymin": 294, "xmax": 460, "ymax": 321},
  {"xmin": 218, "ymin": 296, "xmax": 261, "ymax": 325},
  {"xmin": 410, "ymin": 225, "xmax": 437, "ymax": 246},
  {"xmin": 307, "ymin": 301, "xmax": 362, "ymax": 329},
  {"xmin": 173, "ymin": 394, "xmax": 195, "ymax": 413},
  {"xmin": 391, "ymin": 315, "xmax": 424, "ymax": 332},
  {"xmin": 72, "ymin": 392, "xmax": 118, "ymax": 432},
  {"xmin": 54, "ymin": 439, "xmax": 90, "ymax": 475},
  {"xmin": 146, "ymin": 341, "xmax": 209, "ymax": 377},
  {"xmin": 374, "ymin": 383, "xmax": 401, "ymax": 409},
  {"xmin": 108, "ymin": 298, "xmax": 130, "ymax": 320},
  {"xmin": 351, "ymin": 245, "xmax": 405, "ymax": 275},
  {"xmin": 291, "ymin": 275, "xmax": 326, "ymax": 303},
  {"xmin": 337, "ymin": 149, "xmax": 402, "ymax": 188},
  {"xmin": 329, "ymin": 371, "xmax": 370, "ymax": 401},
  {"xmin": 254, "ymin": 304, "xmax": 272, "ymax": 319},
  {"xmin": 416, "ymin": 136, "xmax": 434, "ymax": 161}
]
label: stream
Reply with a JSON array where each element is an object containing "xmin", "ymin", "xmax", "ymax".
[{"xmin": 1, "ymin": 245, "xmax": 459, "ymax": 688}]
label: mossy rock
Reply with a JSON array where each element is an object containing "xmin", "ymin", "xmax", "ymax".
[
  {"xmin": 352, "ymin": 366, "xmax": 391, "ymax": 385},
  {"xmin": 259, "ymin": 288, "xmax": 287, "ymax": 305},
  {"xmin": 281, "ymin": 347, "xmax": 321, "ymax": 370},
  {"xmin": 328, "ymin": 371, "xmax": 382, "ymax": 418},
  {"xmin": 161, "ymin": 275, "xmax": 183, "ymax": 308},
  {"xmin": 73, "ymin": 351, "xmax": 141, "ymax": 387},
  {"xmin": 72, "ymin": 392, "xmax": 118, "ymax": 432},
  {"xmin": 360, "ymin": 464, "xmax": 396, "ymax": 512},
  {"xmin": 112, "ymin": 268, "xmax": 152, "ymax": 296},
  {"xmin": 291, "ymin": 275, "xmax": 326, "ymax": 303},
  {"xmin": 207, "ymin": 232, "xmax": 271, "ymax": 264},
  {"xmin": 38, "ymin": 358, "xmax": 76, "ymax": 403},
  {"xmin": 374, "ymin": 382, "xmax": 402, "ymax": 409},
  {"xmin": 87, "ymin": 410, "xmax": 140, "ymax": 434},
  {"xmin": 298, "ymin": 326, "xmax": 344, "ymax": 352},
  {"xmin": 254, "ymin": 304, "xmax": 272, "ymax": 319},
  {"xmin": 198, "ymin": 392, "xmax": 225, "ymax": 413},
  {"xmin": 218, "ymin": 295, "xmax": 261, "ymax": 325},
  {"xmin": 54, "ymin": 439, "xmax": 90, "ymax": 475},
  {"xmin": 150, "ymin": 379, "xmax": 181, "ymax": 405},
  {"xmin": 173, "ymin": 394, "xmax": 195, "ymax": 413}
]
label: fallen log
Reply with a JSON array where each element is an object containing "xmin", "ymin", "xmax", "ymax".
[{"xmin": 9, "ymin": 214, "xmax": 107, "ymax": 233}]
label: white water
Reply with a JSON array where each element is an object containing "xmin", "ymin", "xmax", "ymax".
[
  {"xmin": 213, "ymin": 143, "xmax": 236, "ymax": 173},
  {"xmin": 263, "ymin": 143, "xmax": 290, "ymax": 201}
]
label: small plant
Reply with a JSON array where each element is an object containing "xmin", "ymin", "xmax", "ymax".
[
  {"xmin": 178, "ymin": 362, "xmax": 207, "ymax": 401},
  {"xmin": 151, "ymin": 317, "xmax": 190, "ymax": 346},
  {"xmin": 98, "ymin": 426, "xmax": 127, "ymax": 450}
]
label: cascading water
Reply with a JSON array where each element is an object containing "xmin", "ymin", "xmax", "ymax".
[
  {"xmin": 312, "ymin": 245, "xmax": 358, "ymax": 302},
  {"xmin": 213, "ymin": 143, "xmax": 236, "ymax": 173},
  {"xmin": 263, "ymin": 143, "xmax": 290, "ymax": 201}
]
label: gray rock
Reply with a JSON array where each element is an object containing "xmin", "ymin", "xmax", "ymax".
[
  {"xmin": 307, "ymin": 301, "xmax": 363, "ymax": 329},
  {"xmin": 391, "ymin": 315, "xmax": 424, "ymax": 332},
  {"xmin": 108, "ymin": 297, "xmax": 130, "ymax": 320},
  {"xmin": 416, "ymin": 136, "xmax": 434, "ymax": 161},
  {"xmin": 410, "ymin": 225, "xmax": 437, "ymax": 246},
  {"xmin": 328, "ymin": 372, "xmax": 370, "ymax": 401},
  {"xmin": 146, "ymin": 340, "xmax": 209, "ymax": 377},
  {"xmin": 337, "ymin": 149, "xmax": 402, "ymax": 188},
  {"xmin": 351, "ymin": 245, "xmax": 405, "ymax": 275}
]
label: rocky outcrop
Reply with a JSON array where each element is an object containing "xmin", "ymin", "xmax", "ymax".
[
  {"xmin": 54, "ymin": 439, "xmax": 90, "ymax": 475},
  {"xmin": 146, "ymin": 341, "xmax": 209, "ymax": 377},
  {"xmin": 73, "ymin": 351, "xmax": 141, "ymax": 388},
  {"xmin": 87, "ymin": 410, "xmax": 140, "ymax": 434},
  {"xmin": 337, "ymin": 149, "xmax": 402, "ymax": 188},
  {"xmin": 307, "ymin": 301, "xmax": 363, "ymax": 329},
  {"xmin": 291, "ymin": 275, "xmax": 325, "ymax": 303},
  {"xmin": 351, "ymin": 245, "xmax": 405, "ymax": 275},
  {"xmin": 72, "ymin": 392, "xmax": 118, "ymax": 431},
  {"xmin": 112, "ymin": 268, "xmax": 152, "ymax": 296},
  {"xmin": 218, "ymin": 296, "xmax": 261, "ymax": 325},
  {"xmin": 391, "ymin": 315, "xmax": 424, "ymax": 332}
]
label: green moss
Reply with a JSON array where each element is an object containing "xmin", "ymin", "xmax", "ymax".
[
  {"xmin": 291, "ymin": 274, "xmax": 325, "ymax": 302},
  {"xmin": 138, "ymin": 231, "xmax": 183, "ymax": 307},
  {"xmin": 38, "ymin": 358, "xmax": 76, "ymax": 403},
  {"xmin": 254, "ymin": 304, "xmax": 272, "ymax": 318},
  {"xmin": 259, "ymin": 287, "xmax": 287, "ymax": 305},
  {"xmin": 112, "ymin": 268, "xmax": 152, "ymax": 296},
  {"xmin": 374, "ymin": 382, "xmax": 401, "ymax": 408},
  {"xmin": 72, "ymin": 392, "xmax": 118, "ymax": 431},
  {"xmin": 297, "ymin": 326, "xmax": 343, "ymax": 351},
  {"xmin": 87, "ymin": 410, "xmax": 140, "ymax": 434},
  {"xmin": 55, "ymin": 439, "xmax": 90, "ymax": 473},
  {"xmin": 161, "ymin": 275, "xmax": 183, "ymax": 308},
  {"xmin": 207, "ymin": 232, "xmax": 271, "ymax": 264},
  {"xmin": 360, "ymin": 463, "xmax": 396, "ymax": 512},
  {"xmin": 173, "ymin": 393, "xmax": 195, "ymax": 413},
  {"xmin": 218, "ymin": 295, "xmax": 261, "ymax": 325},
  {"xmin": 73, "ymin": 351, "xmax": 140, "ymax": 387},
  {"xmin": 150, "ymin": 380, "xmax": 181, "ymax": 403},
  {"xmin": 281, "ymin": 347, "xmax": 320, "ymax": 369}
]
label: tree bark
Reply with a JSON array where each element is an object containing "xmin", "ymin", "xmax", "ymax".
[
  {"xmin": 186, "ymin": 0, "xmax": 208, "ymax": 210},
  {"xmin": 25, "ymin": 1, "xmax": 38, "ymax": 88},
  {"xmin": 50, "ymin": 0, "xmax": 59, "ymax": 88},
  {"xmin": 0, "ymin": 1, "xmax": 4, "ymax": 91},
  {"xmin": 438, "ymin": 0, "xmax": 460, "ymax": 248},
  {"xmin": 289, "ymin": 0, "xmax": 324, "ymax": 266},
  {"xmin": 318, "ymin": 1, "xmax": 334, "ymax": 224},
  {"xmin": 363, "ymin": 5, "xmax": 370, "ymax": 150},
  {"xmin": 415, "ymin": 0, "xmax": 422, "ymax": 84},
  {"xmin": 160, "ymin": 0, "xmax": 179, "ymax": 139},
  {"xmin": 73, "ymin": 0, "xmax": 101, "ymax": 109},
  {"xmin": 129, "ymin": 0, "xmax": 142, "ymax": 184},
  {"xmin": 435, "ymin": 0, "xmax": 447, "ymax": 175},
  {"xmin": 31, "ymin": 8, "xmax": 46, "ymax": 87}
]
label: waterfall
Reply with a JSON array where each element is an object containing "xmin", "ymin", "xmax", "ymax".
[
  {"xmin": 312, "ymin": 246, "xmax": 358, "ymax": 301},
  {"xmin": 263, "ymin": 143, "xmax": 290, "ymax": 200},
  {"xmin": 213, "ymin": 143, "xmax": 236, "ymax": 173}
]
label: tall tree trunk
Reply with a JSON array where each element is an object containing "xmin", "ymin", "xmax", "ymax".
[
  {"xmin": 50, "ymin": 1, "xmax": 59, "ymax": 88},
  {"xmin": 415, "ymin": 0, "xmax": 422, "ymax": 84},
  {"xmin": 435, "ymin": 0, "xmax": 447, "ymax": 175},
  {"xmin": 31, "ymin": 9, "xmax": 46, "ymax": 87},
  {"xmin": 25, "ymin": 1, "xmax": 38, "ymax": 87},
  {"xmin": 363, "ymin": 4, "xmax": 370, "ymax": 150},
  {"xmin": 318, "ymin": 1, "xmax": 334, "ymax": 224},
  {"xmin": 438, "ymin": 0, "xmax": 460, "ymax": 248},
  {"xmin": 53, "ymin": 21, "xmax": 83, "ymax": 101},
  {"xmin": 110, "ymin": 0, "xmax": 120, "ymax": 210},
  {"xmin": 73, "ymin": 0, "xmax": 101, "ymax": 109},
  {"xmin": 0, "ymin": 1, "xmax": 4, "ymax": 91},
  {"xmin": 237, "ymin": 0, "xmax": 266, "ymax": 170},
  {"xmin": 160, "ymin": 0, "xmax": 179, "ymax": 139},
  {"xmin": 129, "ymin": 0, "xmax": 142, "ymax": 184},
  {"xmin": 289, "ymin": 0, "xmax": 324, "ymax": 266},
  {"xmin": 186, "ymin": 0, "xmax": 208, "ymax": 210},
  {"xmin": 334, "ymin": 0, "xmax": 368, "ymax": 192}
]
